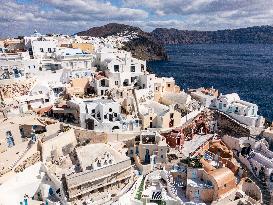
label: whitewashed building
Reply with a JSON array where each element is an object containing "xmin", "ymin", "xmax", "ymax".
[
  {"xmin": 68, "ymin": 97, "xmax": 140, "ymax": 132},
  {"xmin": 55, "ymin": 48, "xmax": 94, "ymax": 70},
  {"xmin": 60, "ymin": 67, "xmax": 95, "ymax": 84},
  {"xmin": 31, "ymin": 38, "xmax": 57, "ymax": 59},
  {"xmin": 212, "ymin": 93, "xmax": 264, "ymax": 127},
  {"xmin": 95, "ymin": 48, "xmax": 146, "ymax": 88},
  {"xmin": 18, "ymin": 82, "xmax": 55, "ymax": 110},
  {"xmin": 0, "ymin": 52, "xmax": 39, "ymax": 80}
]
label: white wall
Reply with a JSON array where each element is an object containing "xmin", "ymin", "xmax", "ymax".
[{"xmin": 32, "ymin": 40, "xmax": 57, "ymax": 59}]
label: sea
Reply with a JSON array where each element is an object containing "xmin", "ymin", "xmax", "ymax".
[{"xmin": 148, "ymin": 44, "xmax": 273, "ymax": 122}]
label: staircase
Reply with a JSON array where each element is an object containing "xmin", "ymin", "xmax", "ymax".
[
  {"xmin": 247, "ymin": 166, "xmax": 271, "ymax": 205},
  {"xmin": 132, "ymin": 88, "xmax": 140, "ymax": 117},
  {"xmin": 246, "ymin": 153, "xmax": 271, "ymax": 205},
  {"xmin": 9, "ymin": 140, "xmax": 32, "ymax": 170}
]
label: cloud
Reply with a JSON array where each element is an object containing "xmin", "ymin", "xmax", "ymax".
[
  {"xmin": 0, "ymin": 0, "xmax": 273, "ymax": 37},
  {"xmin": 0, "ymin": 0, "xmax": 148, "ymax": 37},
  {"xmin": 123, "ymin": 0, "xmax": 273, "ymax": 16},
  {"xmin": 123, "ymin": 0, "xmax": 273, "ymax": 30}
]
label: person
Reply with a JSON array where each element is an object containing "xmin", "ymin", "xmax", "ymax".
[{"xmin": 31, "ymin": 125, "xmax": 37, "ymax": 142}]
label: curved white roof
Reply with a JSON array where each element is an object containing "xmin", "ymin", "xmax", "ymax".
[{"xmin": 221, "ymin": 93, "xmax": 240, "ymax": 103}]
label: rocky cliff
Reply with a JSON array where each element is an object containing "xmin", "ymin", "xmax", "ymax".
[{"xmin": 77, "ymin": 23, "xmax": 167, "ymax": 61}]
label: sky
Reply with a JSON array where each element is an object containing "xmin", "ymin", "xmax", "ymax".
[{"xmin": 1, "ymin": 0, "xmax": 273, "ymax": 37}]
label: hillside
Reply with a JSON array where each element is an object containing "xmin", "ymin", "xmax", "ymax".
[{"xmin": 77, "ymin": 23, "xmax": 167, "ymax": 61}]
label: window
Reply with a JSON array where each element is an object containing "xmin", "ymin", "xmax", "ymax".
[
  {"xmin": 141, "ymin": 64, "xmax": 145, "ymax": 71},
  {"xmin": 48, "ymin": 48, "xmax": 52, "ymax": 53},
  {"xmin": 101, "ymin": 79, "xmax": 108, "ymax": 87},
  {"xmin": 115, "ymin": 81, "xmax": 118, "ymax": 85},
  {"xmin": 131, "ymin": 65, "xmax": 135, "ymax": 72},
  {"xmin": 167, "ymin": 83, "xmax": 171, "ymax": 87},
  {"xmin": 38, "ymin": 91, "xmax": 43, "ymax": 94},
  {"xmin": 161, "ymin": 155, "xmax": 164, "ymax": 158},
  {"xmin": 170, "ymin": 113, "xmax": 174, "ymax": 118},
  {"xmin": 114, "ymin": 113, "xmax": 117, "ymax": 117},
  {"xmin": 92, "ymin": 109, "xmax": 95, "ymax": 113},
  {"xmin": 223, "ymin": 104, "xmax": 226, "ymax": 107},
  {"xmin": 40, "ymin": 48, "xmax": 44, "ymax": 52},
  {"xmin": 104, "ymin": 115, "xmax": 107, "ymax": 119},
  {"xmin": 109, "ymin": 108, "xmax": 112, "ymax": 112},
  {"xmin": 150, "ymin": 117, "xmax": 153, "ymax": 120},
  {"xmin": 270, "ymin": 173, "xmax": 273, "ymax": 182},
  {"xmin": 114, "ymin": 65, "xmax": 119, "ymax": 72}
]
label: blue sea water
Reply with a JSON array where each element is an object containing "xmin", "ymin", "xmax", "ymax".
[{"xmin": 148, "ymin": 44, "xmax": 273, "ymax": 121}]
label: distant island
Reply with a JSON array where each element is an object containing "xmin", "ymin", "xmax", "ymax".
[{"xmin": 77, "ymin": 23, "xmax": 273, "ymax": 60}]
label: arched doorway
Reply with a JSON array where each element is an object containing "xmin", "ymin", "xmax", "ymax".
[
  {"xmin": 112, "ymin": 126, "xmax": 120, "ymax": 131},
  {"xmin": 86, "ymin": 118, "xmax": 94, "ymax": 130}
]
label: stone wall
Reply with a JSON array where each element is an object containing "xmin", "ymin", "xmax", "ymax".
[
  {"xmin": 239, "ymin": 178, "xmax": 262, "ymax": 202},
  {"xmin": 133, "ymin": 155, "xmax": 152, "ymax": 175},
  {"xmin": 213, "ymin": 110, "xmax": 250, "ymax": 138},
  {"xmin": 0, "ymin": 78, "xmax": 36, "ymax": 100},
  {"xmin": 14, "ymin": 151, "xmax": 40, "ymax": 173},
  {"xmin": 74, "ymin": 128, "xmax": 108, "ymax": 145}
]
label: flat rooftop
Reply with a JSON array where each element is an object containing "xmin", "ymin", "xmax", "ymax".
[
  {"xmin": 182, "ymin": 134, "xmax": 214, "ymax": 158},
  {"xmin": 76, "ymin": 143, "xmax": 128, "ymax": 170},
  {"xmin": 139, "ymin": 101, "xmax": 169, "ymax": 116}
]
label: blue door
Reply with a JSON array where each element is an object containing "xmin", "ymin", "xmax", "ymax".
[{"xmin": 144, "ymin": 149, "xmax": 150, "ymax": 164}]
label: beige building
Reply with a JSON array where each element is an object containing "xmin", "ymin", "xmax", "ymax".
[
  {"xmin": 38, "ymin": 128, "xmax": 77, "ymax": 162},
  {"xmin": 66, "ymin": 77, "xmax": 91, "ymax": 97},
  {"xmin": 0, "ymin": 116, "xmax": 47, "ymax": 152},
  {"xmin": 72, "ymin": 43, "xmax": 94, "ymax": 53},
  {"xmin": 176, "ymin": 138, "xmax": 262, "ymax": 204},
  {"xmin": 65, "ymin": 143, "xmax": 133, "ymax": 202},
  {"xmin": 160, "ymin": 91, "xmax": 193, "ymax": 112},
  {"xmin": 154, "ymin": 77, "xmax": 180, "ymax": 102},
  {"xmin": 139, "ymin": 101, "xmax": 181, "ymax": 129},
  {"xmin": 127, "ymin": 131, "xmax": 168, "ymax": 174}
]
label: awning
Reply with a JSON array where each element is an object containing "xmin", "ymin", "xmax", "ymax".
[
  {"xmin": 34, "ymin": 105, "xmax": 53, "ymax": 115},
  {"xmin": 52, "ymin": 108, "xmax": 77, "ymax": 114}
]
